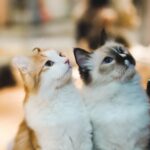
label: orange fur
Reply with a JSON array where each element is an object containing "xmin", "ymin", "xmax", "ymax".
[
  {"xmin": 13, "ymin": 48, "xmax": 51, "ymax": 150},
  {"xmin": 13, "ymin": 121, "xmax": 39, "ymax": 150}
]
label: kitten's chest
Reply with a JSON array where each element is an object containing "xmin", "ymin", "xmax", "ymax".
[
  {"xmin": 88, "ymin": 98, "xmax": 149, "ymax": 132},
  {"xmin": 24, "ymin": 96, "xmax": 90, "ymax": 150},
  {"xmin": 25, "ymin": 97, "xmax": 82, "ymax": 129}
]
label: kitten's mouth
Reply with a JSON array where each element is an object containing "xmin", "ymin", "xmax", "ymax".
[
  {"xmin": 121, "ymin": 65, "xmax": 136, "ymax": 81},
  {"xmin": 64, "ymin": 65, "xmax": 72, "ymax": 75},
  {"xmin": 125, "ymin": 64, "xmax": 135, "ymax": 71},
  {"xmin": 58, "ymin": 65, "xmax": 72, "ymax": 81},
  {"xmin": 114, "ymin": 64, "xmax": 135, "ymax": 81}
]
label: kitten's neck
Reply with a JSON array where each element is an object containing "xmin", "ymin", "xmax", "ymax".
[
  {"xmin": 82, "ymin": 81, "xmax": 120, "ymax": 104},
  {"xmin": 56, "ymin": 80, "xmax": 75, "ymax": 95},
  {"xmin": 82, "ymin": 74, "xmax": 141, "ymax": 104},
  {"xmin": 25, "ymin": 79, "xmax": 74, "ymax": 103}
]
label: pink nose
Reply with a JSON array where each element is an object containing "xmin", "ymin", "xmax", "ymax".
[{"xmin": 65, "ymin": 59, "xmax": 70, "ymax": 64}]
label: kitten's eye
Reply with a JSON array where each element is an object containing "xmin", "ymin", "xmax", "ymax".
[
  {"xmin": 103, "ymin": 57, "xmax": 113, "ymax": 64},
  {"xmin": 59, "ymin": 52, "xmax": 65, "ymax": 57},
  {"xmin": 45, "ymin": 60, "xmax": 54, "ymax": 67}
]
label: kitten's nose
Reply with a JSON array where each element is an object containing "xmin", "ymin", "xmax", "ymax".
[
  {"xmin": 124, "ymin": 54, "xmax": 136, "ymax": 66},
  {"xmin": 124, "ymin": 59, "xmax": 130, "ymax": 66}
]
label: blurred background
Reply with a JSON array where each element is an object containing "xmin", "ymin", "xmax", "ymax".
[{"xmin": 0, "ymin": 0, "xmax": 150, "ymax": 149}]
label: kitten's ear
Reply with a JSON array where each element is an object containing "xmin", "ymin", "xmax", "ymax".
[
  {"xmin": 74, "ymin": 48, "xmax": 91, "ymax": 68},
  {"xmin": 12, "ymin": 56, "xmax": 30, "ymax": 74},
  {"xmin": 32, "ymin": 47, "xmax": 42, "ymax": 55},
  {"xmin": 99, "ymin": 28, "xmax": 107, "ymax": 46},
  {"xmin": 89, "ymin": 28, "xmax": 108, "ymax": 50}
]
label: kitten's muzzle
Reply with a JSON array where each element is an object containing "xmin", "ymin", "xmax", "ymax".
[
  {"xmin": 115, "ymin": 52, "xmax": 136, "ymax": 67},
  {"xmin": 124, "ymin": 54, "xmax": 136, "ymax": 67}
]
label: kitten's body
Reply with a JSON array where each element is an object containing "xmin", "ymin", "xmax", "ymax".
[
  {"xmin": 25, "ymin": 82, "xmax": 92, "ymax": 150},
  {"xmin": 13, "ymin": 49, "xmax": 92, "ymax": 150},
  {"xmin": 83, "ymin": 75, "xmax": 150, "ymax": 150},
  {"xmin": 74, "ymin": 41, "xmax": 150, "ymax": 150}
]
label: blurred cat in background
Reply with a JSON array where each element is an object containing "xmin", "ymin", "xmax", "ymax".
[
  {"xmin": 75, "ymin": 0, "xmax": 140, "ymax": 51},
  {"xmin": 12, "ymin": 48, "xmax": 92, "ymax": 150}
]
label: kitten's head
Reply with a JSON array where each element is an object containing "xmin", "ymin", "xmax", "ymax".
[
  {"xmin": 74, "ymin": 42, "xmax": 136, "ymax": 86},
  {"xmin": 13, "ymin": 48, "xmax": 71, "ymax": 93}
]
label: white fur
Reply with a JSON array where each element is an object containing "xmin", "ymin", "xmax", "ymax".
[
  {"xmin": 24, "ymin": 50, "xmax": 92, "ymax": 150},
  {"xmin": 82, "ymin": 74, "xmax": 150, "ymax": 150},
  {"xmin": 76, "ymin": 43, "xmax": 150, "ymax": 150},
  {"xmin": 84, "ymin": 74, "xmax": 150, "ymax": 150}
]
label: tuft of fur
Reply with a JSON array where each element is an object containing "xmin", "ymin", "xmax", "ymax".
[
  {"xmin": 74, "ymin": 41, "xmax": 150, "ymax": 150},
  {"xmin": 12, "ymin": 49, "xmax": 92, "ymax": 150}
]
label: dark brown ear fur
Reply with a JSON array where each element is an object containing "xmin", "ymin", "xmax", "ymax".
[
  {"xmin": 74, "ymin": 48, "xmax": 91, "ymax": 68},
  {"xmin": 74, "ymin": 48, "xmax": 92, "ymax": 84}
]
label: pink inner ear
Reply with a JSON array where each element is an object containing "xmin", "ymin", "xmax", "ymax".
[
  {"xmin": 77, "ymin": 55, "xmax": 88, "ymax": 67},
  {"xmin": 12, "ymin": 56, "xmax": 30, "ymax": 73},
  {"xmin": 78, "ymin": 58, "xmax": 85, "ymax": 65}
]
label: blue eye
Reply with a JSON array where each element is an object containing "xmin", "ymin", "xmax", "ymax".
[
  {"xmin": 45, "ymin": 60, "xmax": 54, "ymax": 67},
  {"xmin": 103, "ymin": 57, "xmax": 113, "ymax": 64}
]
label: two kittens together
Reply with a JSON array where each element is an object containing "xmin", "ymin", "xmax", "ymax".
[{"xmin": 12, "ymin": 34, "xmax": 150, "ymax": 150}]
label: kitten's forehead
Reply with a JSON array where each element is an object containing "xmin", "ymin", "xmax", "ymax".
[
  {"xmin": 92, "ymin": 41, "xmax": 135, "ymax": 67},
  {"xmin": 102, "ymin": 42, "xmax": 126, "ymax": 55},
  {"xmin": 102, "ymin": 42, "xmax": 135, "ymax": 66},
  {"xmin": 95, "ymin": 42, "xmax": 127, "ymax": 58},
  {"xmin": 41, "ymin": 49, "xmax": 58, "ymax": 58},
  {"xmin": 109, "ymin": 46, "xmax": 127, "ymax": 58}
]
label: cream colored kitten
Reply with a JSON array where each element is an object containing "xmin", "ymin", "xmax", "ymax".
[
  {"xmin": 13, "ymin": 48, "xmax": 92, "ymax": 150},
  {"xmin": 74, "ymin": 42, "xmax": 150, "ymax": 150}
]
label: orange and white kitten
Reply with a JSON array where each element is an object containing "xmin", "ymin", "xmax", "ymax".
[{"xmin": 12, "ymin": 48, "xmax": 92, "ymax": 150}]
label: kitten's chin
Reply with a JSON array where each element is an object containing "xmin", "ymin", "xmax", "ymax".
[{"xmin": 56, "ymin": 68, "xmax": 72, "ymax": 88}]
